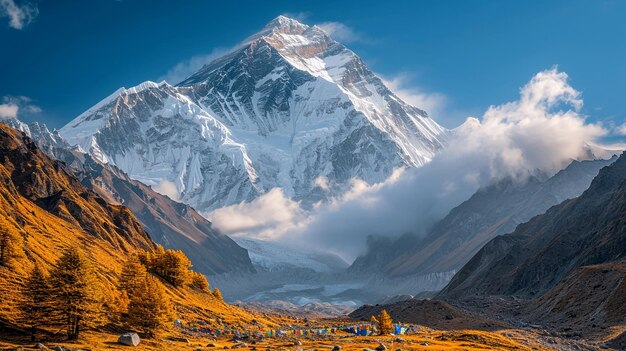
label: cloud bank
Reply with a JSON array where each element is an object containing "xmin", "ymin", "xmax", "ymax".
[
  {"xmin": 208, "ymin": 69, "xmax": 608, "ymax": 261},
  {"xmin": 0, "ymin": 0, "xmax": 38, "ymax": 29}
]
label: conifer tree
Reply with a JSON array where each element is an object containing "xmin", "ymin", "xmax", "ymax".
[
  {"xmin": 377, "ymin": 309, "xmax": 393, "ymax": 335},
  {"xmin": 0, "ymin": 224, "xmax": 23, "ymax": 268},
  {"xmin": 20, "ymin": 264, "xmax": 52, "ymax": 341},
  {"xmin": 189, "ymin": 271, "xmax": 209, "ymax": 292},
  {"xmin": 147, "ymin": 246, "xmax": 191, "ymax": 287},
  {"xmin": 127, "ymin": 275, "xmax": 172, "ymax": 337},
  {"xmin": 213, "ymin": 288, "xmax": 223, "ymax": 301},
  {"xmin": 119, "ymin": 253, "xmax": 148, "ymax": 295},
  {"xmin": 49, "ymin": 248, "xmax": 103, "ymax": 340}
]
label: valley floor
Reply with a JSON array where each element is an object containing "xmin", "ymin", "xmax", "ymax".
[{"xmin": 0, "ymin": 325, "xmax": 616, "ymax": 351}]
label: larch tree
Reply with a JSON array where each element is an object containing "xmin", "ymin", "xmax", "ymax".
[
  {"xmin": 213, "ymin": 288, "xmax": 223, "ymax": 301},
  {"xmin": 127, "ymin": 275, "xmax": 172, "ymax": 337},
  {"xmin": 189, "ymin": 271, "xmax": 210, "ymax": 292},
  {"xmin": 148, "ymin": 246, "xmax": 191, "ymax": 287},
  {"xmin": 20, "ymin": 264, "xmax": 52, "ymax": 341},
  {"xmin": 48, "ymin": 247, "xmax": 103, "ymax": 340},
  {"xmin": 377, "ymin": 309, "xmax": 393, "ymax": 335},
  {"xmin": 119, "ymin": 253, "xmax": 148, "ymax": 295},
  {"xmin": 0, "ymin": 223, "xmax": 24, "ymax": 269}
]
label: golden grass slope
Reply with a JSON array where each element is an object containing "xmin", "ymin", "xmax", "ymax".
[{"xmin": 0, "ymin": 124, "xmax": 277, "ymax": 333}]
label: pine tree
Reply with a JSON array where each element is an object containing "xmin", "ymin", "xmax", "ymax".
[
  {"xmin": 20, "ymin": 264, "xmax": 52, "ymax": 341},
  {"xmin": 189, "ymin": 271, "xmax": 209, "ymax": 292},
  {"xmin": 127, "ymin": 275, "xmax": 172, "ymax": 337},
  {"xmin": 213, "ymin": 288, "xmax": 223, "ymax": 301},
  {"xmin": 377, "ymin": 309, "xmax": 393, "ymax": 335},
  {"xmin": 48, "ymin": 247, "xmax": 103, "ymax": 340}
]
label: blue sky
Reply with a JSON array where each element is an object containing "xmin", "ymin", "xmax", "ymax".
[{"xmin": 1, "ymin": 0, "xmax": 624, "ymax": 131}]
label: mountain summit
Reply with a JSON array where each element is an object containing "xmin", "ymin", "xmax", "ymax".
[{"xmin": 60, "ymin": 16, "xmax": 448, "ymax": 212}]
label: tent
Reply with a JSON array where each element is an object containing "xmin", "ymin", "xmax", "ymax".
[{"xmin": 393, "ymin": 325, "xmax": 408, "ymax": 335}]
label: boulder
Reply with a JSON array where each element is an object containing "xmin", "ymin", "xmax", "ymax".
[
  {"xmin": 332, "ymin": 346, "xmax": 341, "ymax": 351},
  {"xmin": 232, "ymin": 343, "xmax": 248, "ymax": 349},
  {"xmin": 118, "ymin": 333, "xmax": 141, "ymax": 346},
  {"xmin": 375, "ymin": 344, "xmax": 387, "ymax": 351},
  {"xmin": 34, "ymin": 344, "xmax": 48, "ymax": 350}
]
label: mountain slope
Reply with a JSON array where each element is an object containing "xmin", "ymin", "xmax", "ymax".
[
  {"xmin": 2, "ymin": 119, "xmax": 256, "ymax": 275},
  {"xmin": 439, "ymin": 152, "xmax": 626, "ymax": 299},
  {"xmin": 350, "ymin": 157, "xmax": 616, "ymax": 279},
  {"xmin": 524, "ymin": 260, "xmax": 626, "ymax": 333},
  {"xmin": 0, "ymin": 123, "xmax": 153, "ymax": 252},
  {"xmin": 56, "ymin": 149, "xmax": 256, "ymax": 275},
  {"xmin": 0, "ymin": 123, "xmax": 275, "ymax": 330},
  {"xmin": 59, "ymin": 16, "xmax": 448, "ymax": 212}
]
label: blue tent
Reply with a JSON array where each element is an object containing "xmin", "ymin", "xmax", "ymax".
[{"xmin": 393, "ymin": 325, "xmax": 408, "ymax": 335}]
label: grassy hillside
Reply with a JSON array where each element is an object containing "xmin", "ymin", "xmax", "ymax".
[{"xmin": 0, "ymin": 124, "xmax": 277, "ymax": 338}]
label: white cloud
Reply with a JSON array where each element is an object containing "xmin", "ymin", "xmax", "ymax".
[
  {"xmin": 0, "ymin": 103, "xmax": 18, "ymax": 119},
  {"xmin": 208, "ymin": 68, "xmax": 611, "ymax": 262},
  {"xmin": 382, "ymin": 74, "xmax": 448, "ymax": 119},
  {"xmin": 317, "ymin": 21, "xmax": 363, "ymax": 44},
  {"xmin": 208, "ymin": 188, "xmax": 307, "ymax": 240},
  {"xmin": 152, "ymin": 180, "xmax": 180, "ymax": 201},
  {"xmin": 0, "ymin": 0, "xmax": 38, "ymax": 30},
  {"xmin": 313, "ymin": 176, "xmax": 330, "ymax": 192},
  {"xmin": 158, "ymin": 48, "xmax": 234, "ymax": 85},
  {"xmin": 0, "ymin": 95, "xmax": 40, "ymax": 120}
]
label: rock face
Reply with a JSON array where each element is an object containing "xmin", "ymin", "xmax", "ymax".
[
  {"xmin": 59, "ymin": 16, "xmax": 448, "ymax": 213},
  {"xmin": 439, "ymin": 152, "xmax": 626, "ymax": 299},
  {"xmin": 349, "ymin": 157, "xmax": 616, "ymax": 279}
]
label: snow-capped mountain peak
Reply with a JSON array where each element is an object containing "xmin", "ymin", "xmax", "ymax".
[{"xmin": 60, "ymin": 16, "xmax": 448, "ymax": 213}]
